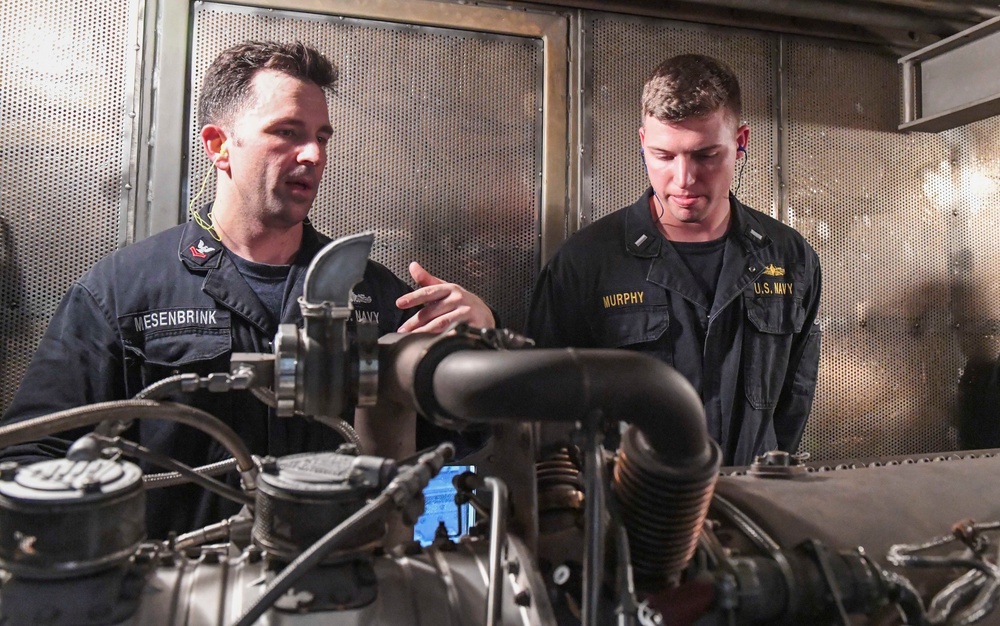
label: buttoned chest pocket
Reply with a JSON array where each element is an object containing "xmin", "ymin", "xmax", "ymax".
[
  {"xmin": 743, "ymin": 294, "xmax": 805, "ymax": 410},
  {"xmin": 597, "ymin": 305, "xmax": 672, "ymax": 365},
  {"xmin": 123, "ymin": 329, "xmax": 232, "ymax": 394}
]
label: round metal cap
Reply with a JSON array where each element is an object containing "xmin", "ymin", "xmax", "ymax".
[{"xmin": 0, "ymin": 458, "xmax": 143, "ymax": 503}]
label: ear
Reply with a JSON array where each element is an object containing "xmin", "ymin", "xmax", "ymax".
[
  {"xmin": 201, "ymin": 125, "xmax": 229, "ymax": 169},
  {"xmin": 736, "ymin": 124, "xmax": 750, "ymax": 159}
]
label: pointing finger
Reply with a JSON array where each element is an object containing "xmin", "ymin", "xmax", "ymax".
[{"xmin": 408, "ymin": 261, "xmax": 444, "ymax": 288}]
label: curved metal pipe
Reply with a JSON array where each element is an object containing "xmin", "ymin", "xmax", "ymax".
[
  {"xmin": 614, "ymin": 427, "xmax": 720, "ymax": 591},
  {"xmin": 0, "ymin": 400, "xmax": 256, "ymax": 477},
  {"xmin": 312, "ymin": 414, "xmax": 362, "ymax": 450},
  {"xmin": 484, "ymin": 476, "xmax": 509, "ymax": 626},
  {"xmin": 298, "ymin": 232, "xmax": 374, "ymax": 422},
  {"xmin": 430, "ymin": 348, "xmax": 709, "ymax": 462},
  {"xmin": 417, "ymin": 344, "xmax": 719, "ymax": 601},
  {"xmin": 303, "ymin": 232, "xmax": 373, "ymax": 306},
  {"xmin": 583, "ymin": 429, "xmax": 607, "ymax": 626}
]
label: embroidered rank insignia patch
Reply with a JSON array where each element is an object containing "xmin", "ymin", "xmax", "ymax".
[{"xmin": 181, "ymin": 237, "xmax": 222, "ymax": 266}]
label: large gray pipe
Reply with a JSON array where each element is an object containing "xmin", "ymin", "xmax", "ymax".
[
  {"xmin": 429, "ymin": 346, "xmax": 710, "ymax": 463},
  {"xmin": 423, "ymin": 342, "xmax": 721, "ymax": 593},
  {"xmin": 379, "ymin": 332, "xmax": 721, "ymax": 594}
]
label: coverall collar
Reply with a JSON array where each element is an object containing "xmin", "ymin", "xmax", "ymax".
[
  {"xmin": 710, "ymin": 196, "xmax": 773, "ymax": 318},
  {"xmin": 178, "ymin": 205, "xmax": 225, "ymax": 270},
  {"xmin": 627, "ymin": 191, "xmax": 774, "ymax": 315},
  {"xmin": 623, "ymin": 188, "xmax": 663, "ymax": 258},
  {"xmin": 178, "ymin": 205, "xmax": 328, "ymax": 334}
]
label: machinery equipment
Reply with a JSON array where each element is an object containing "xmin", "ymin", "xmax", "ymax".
[{"xmin": 1, "ymin": 232, "xmax": 999, "ymax": 625}]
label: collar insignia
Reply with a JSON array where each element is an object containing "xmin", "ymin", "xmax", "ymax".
[{"xmin": 182, "ymin": 237, "xmax": 222, "ymax": 266}]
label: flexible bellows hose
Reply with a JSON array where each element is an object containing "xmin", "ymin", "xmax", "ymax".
[{"xmin": 613, "ymin": 425, "xmax": 721, "ymax": 591}]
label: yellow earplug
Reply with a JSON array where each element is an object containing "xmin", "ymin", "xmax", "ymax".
[{"xmin": 209, "ymin": 142, "xmax": 228, "ymax": 168}]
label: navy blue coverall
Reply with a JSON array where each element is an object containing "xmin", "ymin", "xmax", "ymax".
[
  {"xmin": 0, "ymin": 210, "xmax": 416, "ymax": 537},
  {"xmin": 527, "ymin": 191, "xmax": 822, "ymax": 466}
]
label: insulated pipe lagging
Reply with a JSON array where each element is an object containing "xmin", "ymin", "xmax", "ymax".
[{"xmin": 430, "ymin": 348, "xmax": 709, "ymax": 462}]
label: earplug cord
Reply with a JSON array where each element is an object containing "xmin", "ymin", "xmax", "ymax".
[
  {"xmin": 641, "ymin": 149, "xmax": 668, "ymax": 223},
  {"xmin": 732, "ymin": 147, "xmax": 748, "ymax": 197},
  {"xmin": 187, "ymin": 162, "xmax": 221, "ymax": 242},
  {"xmin": 188, "ymin": 142, "xmax": 228, "ymax": 242}
]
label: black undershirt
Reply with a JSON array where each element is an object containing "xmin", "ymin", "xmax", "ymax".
[
  {"xmin": 228, "ymin": 251, "xmax": 292, "ymax": 325},
  {"xmin": 670, "ymin": 236, "xmax": 727, "ymax": 307}
]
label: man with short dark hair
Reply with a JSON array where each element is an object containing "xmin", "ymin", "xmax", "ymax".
[
  {"xmin": 1, "ymin": 41, "xmax": 495, "ymax": 535},
  {"xmin": 527, "ymin": 54, "xmax": 821, "ymax": 465}
]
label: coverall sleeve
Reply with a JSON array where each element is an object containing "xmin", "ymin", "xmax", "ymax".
[
  {"xmin": 772, "ymin": 255, "xmax": 822, "ymax": 453},
  {"xmin": 0, "ymin": 282, "xmax": 124, "ymax": 462},
  {"xmin": 525, "ymin": 258, "xmax": 592, "ymax": 349}
]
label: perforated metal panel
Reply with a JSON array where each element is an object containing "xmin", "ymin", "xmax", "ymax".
[
  {"xmin": 788, "ymin": 40, "xmax": 963, "ymax": 459},
  {"xmin": 586, "ymin": 15, "xmax": 776, "ymax": 225},
  {"xmin": 189, "ymin": 3, "xmax": 543, "ymax": 332},
  {"xmin": 0, "ymin": 0, "xmax": 136, "ymax": 412},
  {"xmin": 940, "ymin": 117, "xmax": 1000, "ymax": 452}
]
